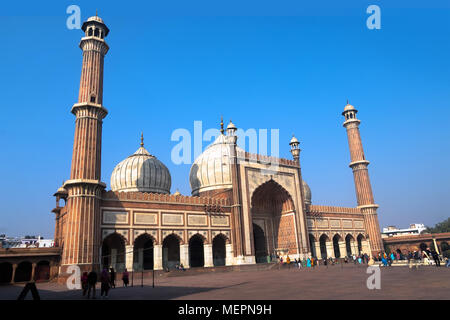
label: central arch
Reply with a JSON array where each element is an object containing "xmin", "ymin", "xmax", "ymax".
[
  {"xmin": 163, "ymin": 234, "xmax": 180, "ymax": 270},
  {"xmin": 251, "ymin": 179, "xmax": 297, "ymax": 262},
  {"xmin": 345, "ymin": 234, "xmax": 355, "ymax": 257},
  {"xmin": 333, "ymin": 234, "xmax": 342, "ymax": 258},
  {"xmin": 102, "ymin": 233, "xmax": 126, "ymax": 272},
  {"xmin": 319, "ymin": 234, "xmax": 329, "ymax": 259},
  {"xmin": 134, "ymin": 233, "xmax": 154, "ymax": 271},
  {"xmin": 189, "ymin": 234, "xmax": 205, "ymax": 268},
  {"xmin": 212, "ymin": 234, "xmax": 227, "ymax": 266}
]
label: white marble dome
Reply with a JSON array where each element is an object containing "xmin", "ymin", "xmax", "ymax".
[
  {"xmin": 189, "ymin": 134, "xmax": 244, "ymax": 195},
  {"xmin": 302, "ymin": 180, "xmax": 311, "ymax": 205},
  {"xmin": 111, "ymin": 142, "xmax": 171, "ymax": 194}
]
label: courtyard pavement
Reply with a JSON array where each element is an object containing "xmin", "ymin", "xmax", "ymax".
[{"xmin": 0, "ymin": 264, "xmax": 449, "ymax": 300}]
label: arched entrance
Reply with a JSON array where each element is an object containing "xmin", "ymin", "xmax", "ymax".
[
  {"xmin": 253, "ymin": 223, "xmax": 267, "ymax": 263},
  {"xmin": 251, "ymin": 180, "xmax": 297, "ymax": 261},
  {"xmin": 0, "ymin": 262, "xmax": 12, "ymax": 284},
  {"xmin": 212, "ymin": 234, "xmax": 226, "ymax": 266},
  {"xmin": 357, "ymin": 234, "xmax": 365, "ymax": 254},
  {"xmin": 309, "ymin": 234, "xmax": 317, "ymax": 257},
  {"xmin": 102, "ymin": 233, "xmax": 126, "ymax": 272},
  {"xmin": 319, "ymin": 234, "xmax": 329, "ymax": 259},
  {"xmin": 34, "ymin": 260, "xmax": 50, "ymax": 281},
  {"xmin": 163, "ymin": 234, "xmax": 180, "ymax": 270},
  {"xmin": 333, "ymin": 234, "xmax": 342, "ymax": 258},
  {"xmin": 134, "ymin": 234, "xmax": 154, "ymax": 271},
  {"xmin": 189, "ymin": 234, "xmax": 205, "ymax": 268},
  {"xmin": 345, "ymin": 234, "xmax": 355, "ymax": 257},
  {"xmin": 419, "ymin": 242, "xmax": 429, "ymax": 252},
  {"xmin": 14, "ymin": 261, "xmax": 32, "ymax": 282}
]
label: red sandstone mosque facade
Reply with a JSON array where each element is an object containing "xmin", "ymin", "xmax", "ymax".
[{"xmin": 52, "ymin": 15, "xmax": 384, "ymax": 276}]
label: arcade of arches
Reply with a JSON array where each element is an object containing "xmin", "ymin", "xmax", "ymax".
[
  {"xmin": 309, "ymin": 233, "xmax": 369, "ymax": 259},
  {"xmin": 251, "ymin": 180, "xmax": 299, "ymax": 263},
  {"xmin": 100, "ymin": 232, "xmax": 230, "ymax": 272},
  {"xmin": 0, "ymin": 260, "xmax": 53, "ymax": 284}
]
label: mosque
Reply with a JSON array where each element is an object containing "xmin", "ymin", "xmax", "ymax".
[{"xmin": 52, "ymin": 15, "xmax": 384, "ymax": 276}]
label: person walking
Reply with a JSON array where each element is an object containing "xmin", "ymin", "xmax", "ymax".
[
  {"xmin": 100, "ymin": 268, "xmax": 111, "ymax": 299},
  {"xmin": 122, "ymin": 268, "xmax": 129, "ymax": 287},
  {"xmin": 431, "ymin": 250, "xmax": 441, "ymax": 267},
  {"xmin": 306, "ymin": 257, "xmax": 311, "ymax": 268},
  {"xmin": 110, "ymin": 267, "xmax": 116, "ymax": 288},
  {"xmin": 87, "ymin": 270, "xmax": 97, "ymax": 299},
  {"xmin": 81, "ymin": 272, "xmax": 88, "ymax": 297}
]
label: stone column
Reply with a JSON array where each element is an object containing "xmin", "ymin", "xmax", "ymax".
[
  {"xmin": 125, "ymin": 245, "xmax": 133, "ymax": 271},
  {"xmin": 314, "ymin": 243, "xmax": 321, "ymax": 258},
  {"xmin": 31, "ymin": 263, "xmax": 37, "ymax": 282},
  {"xmin": 225, "ymin": 244, "xmax": 233, "ymax": 266},
  {"xmin": 204, "ymin": 244, "xmax": 213, "ymax": 267},
  {"xmin": 339, "ymin": 241, "xmax": 347, "ymax": 257},
  {"xmin": 153, "ymin": 245, "xmax": 163, "ymax": 270},
  {"xmin": 326, "ymin": 242, "xmax": 334, "ymax": 258},
  {"xmin": 180, "ymin": 244, "xmax": 189, "ymax": 268},
  {"xmin": 11, "ymin": 264, "xmax": 17, "ymax": 284},
  {"xmin": 351, "ymin": 241, "xmax": 358, "ymax": 255}
]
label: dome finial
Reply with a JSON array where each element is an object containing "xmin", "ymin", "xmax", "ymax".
[
  {"xmin": 140, "ymin": 132, "xmax": 144, "ymax": 147},
  {"xmin": 220, "ymin": 116, "xmax": 224, "ymax": 135},
  {"xmin": 96, "ymin": 9, "xmax": 98, "ymax": 16},
  {"xmin": 347, "ymin": 99, "xmax": 349, "ymax": 105}
]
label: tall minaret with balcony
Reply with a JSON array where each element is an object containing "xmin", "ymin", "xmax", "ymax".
[
  {"xmin": 61, "ymin": 15, "xmax": 109, "ymax": 272},
  {"xmin": 342, "ymin": 102, "xmax": 383, "ymax": 255}
]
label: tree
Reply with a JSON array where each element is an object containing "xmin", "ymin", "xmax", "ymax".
[{"xmin": 425, "ymin": 218, "xmax": 450, "ymax": 234}]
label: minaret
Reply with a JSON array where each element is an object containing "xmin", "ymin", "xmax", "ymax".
[
  {"xmin": 226, "ymin": 120, "xmax": 245, "ymax": 262},
  {"xmin": 289, "ymin": 135, "xmax": 311, "ymax": 257},
  {"xmin": 61, "ymin": 15, "xmax": 109, "ymax": 272},
  {"xmin": 342, "ymin": 102, "xmax": 383, "ymax": 255}
]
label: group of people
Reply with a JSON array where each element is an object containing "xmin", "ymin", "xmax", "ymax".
[
  {"xmin": 377, "ymin": 249, "xmax": 449, "ymax": 267},
  {"xmin": 277, "ymin": 253, "xmax": 373, "ymax": 268},
  {"xmin": 81, "ymin": 267, "xmax": 130, "ymax": 299}
]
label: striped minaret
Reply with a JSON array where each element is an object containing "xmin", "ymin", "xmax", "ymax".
[
  {"xmin": 61, "ymin": 15, "xmax": 109, "ymax": 273},
  {"xmin": 342, "ymin": 102, "xmax": 383, "ymax": 256}
]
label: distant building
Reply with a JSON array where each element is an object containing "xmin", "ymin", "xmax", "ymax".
[
  {"xmin": 0, "ymin": 235, "xmax": 54, "ymax": 248},
  {"xmin": 381, "ymin": 224, "xmax": 427, "ymax": 238}
]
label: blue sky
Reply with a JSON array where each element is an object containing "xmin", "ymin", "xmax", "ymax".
[{"xmin": 0, "ymin": 1, "xmax": 449, "ymax": 238}]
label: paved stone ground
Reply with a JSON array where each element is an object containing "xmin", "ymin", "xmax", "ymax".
[{"xmin": 0, "ymin": 264, "xmax": 449, "ymax": 300}]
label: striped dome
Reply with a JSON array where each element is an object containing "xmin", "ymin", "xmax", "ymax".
[{"xmin": 110, "ymin": 145, "xmax": 171, "ymax": 194}]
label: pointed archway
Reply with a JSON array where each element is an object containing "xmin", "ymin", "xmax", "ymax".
[
  {"xmin": 163, "ymin": 234, "xmax": 180, "ymax": 270},
  {"xmin": 212, "ymin": 234, "xmax": 227, "ymax": 266},
  {"xmin": 251, "ymin": 179, "xmax": 297, "ymax": 261},
  {"xmin": 189, "ymin": 234, "xmax": 205, "ymax": 268},
  {"xmin": 134, "ymin": 233, "xmax": 154, "ymax": 270},
  {"xmin": 102, "ymin": 233, "xmax": 126, "ymax": 272}
]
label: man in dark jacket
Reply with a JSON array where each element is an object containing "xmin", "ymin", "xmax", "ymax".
[{"xmin": 87, "ymin": 270, "xmax": 97, "ymax": 299}]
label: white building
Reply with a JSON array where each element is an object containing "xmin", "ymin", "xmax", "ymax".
[{"xmin": 381, "ymin": 224, "xmax": 427, "ymax": 238}]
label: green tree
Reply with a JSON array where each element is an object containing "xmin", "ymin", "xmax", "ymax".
[{"xmin": 425, "ymin": 218, "xmax": 450, "ymax": 234}]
